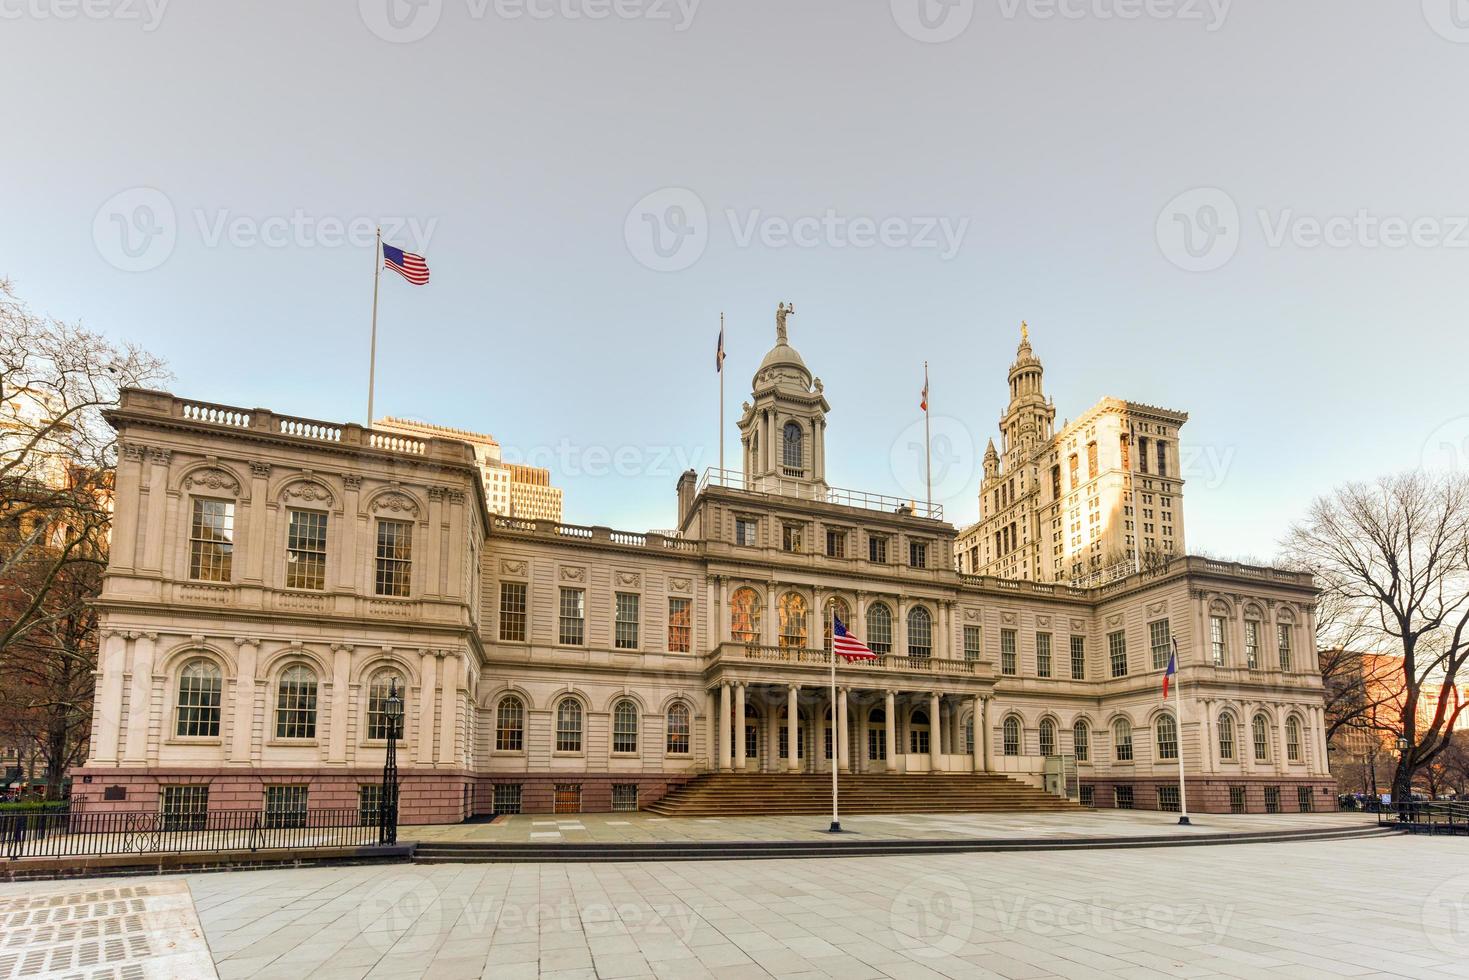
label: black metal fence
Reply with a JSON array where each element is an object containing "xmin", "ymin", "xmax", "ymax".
[
  {"xmin": 1376, "ymin": 801, "xmax": 1469, "ymax": 835},
  {"xmin": 3, "ymin": 807, "xmax": 383, "ymax": 860}
]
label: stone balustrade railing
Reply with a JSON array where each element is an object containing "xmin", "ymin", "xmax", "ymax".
[{"xmin": 725, "ymin": 643, "xmax": 979, "ymax": 676}]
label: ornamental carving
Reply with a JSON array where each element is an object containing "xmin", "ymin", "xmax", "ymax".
[
  {"xmin": 1001, "ymin": 611, "xmax": 1017, "ymax": 626},
  {"xmin": 343, "ymin": 474, "xmax": 363, "ymax": 490},
  {"xmin": 669, "ymin": 576, "xmax": 692, "ymax": 593},
  {"xmin": 1070, "ymin": 618, "xmax": 1085, "ymax": 631},
  {"xmin": 560, "ymin": 566, "xmax": 586, "ymax": 583},
  {"xmin": 250, "ymin": 462, "xmax": 272, "ymax": 478},
  {"xmin": 964, "ymin": 609, "xmax": 981, "ymax": 623},
  {"xmin": 447, "ymin": 490, "xmax": 466, "ymax": 504},
  {"xmin": 280, "ymin": 480, "xmax": 334, "ymax": 506},
  {"xmin": 1146, "ymin": 600, "xmax": 1168, "ymax": 617},
  {"xmin": 185, "ymin": 468, "xmax": 240, "ymax": 495},
  {"xmin": 372, "ymin": 492, "xmax": 420, "ymax": 516},
  {"xmin": 1106, "ymin": 613, "xmax": 1123, "ymax": 628},
  {"xmin": 500, "ymin": 559, "xmax": 527, "ymax": 577},
  {"xmin": 1036, "ymin": 614, "xmax": 1052, "ymax": 629},
  {"xmin": 122, "ymin": 443, "xmax": 146, "ymax": 462},
  {"xmin": 616, "ymin": 571, "xmax": 641, "ymax": 588}
]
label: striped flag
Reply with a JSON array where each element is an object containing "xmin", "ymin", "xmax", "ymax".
[
  {"xmin": 383, "ymin": 243, "xmax": 430, "ymax": 285},
  {"xmin": 832, "ymin": 615, "xmax": 878, "ymax": 661},
  {"xmin": 920, "ymin": 363, "xmax": 929, "ymax": 412},
  {"xmin": 716, "ymin": 318, "xmax": 725, "ymax": 372},
  {"xmin": 1163, "ymin": 639, "xmax": 1178, "ymax": 698}
]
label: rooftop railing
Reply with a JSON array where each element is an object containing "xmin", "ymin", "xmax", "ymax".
[
  {"xmin": 492, "ymin": 516, "xmax": 702, "ymax": 553},
  {"xmin": 697, "ymin": 467, "xmax": 943, "ymax": 521}
]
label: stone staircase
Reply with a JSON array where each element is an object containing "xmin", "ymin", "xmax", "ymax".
[{"xmin": 643, "ymin": 772, "xmax": 1082, "ymax": 817}]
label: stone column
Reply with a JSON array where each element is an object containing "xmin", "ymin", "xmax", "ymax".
[
  {"xmin": 786, "ymin": 684, "xmax": 800, "ymax": 772},
  {"xmin": 446, "ymin": 491, "xmax": 466, "ymax": 601},
  {"xmin": 971, "ymin": 695, "xmax": 983, "ymax": 773},
  {"xmin": 706, "ymin": 688, "xmax": 718, "ymax": 768},
  {"xmin": 140, "ymin": 449, "xmax": 172, "ymax": 573},
  {"xmin": 245, "ymin": 462, "xmax": 270, "ymax": 584},
  {"xmin": 438, "ymin": 652, "xmax": 459, "ymax": 767},
  {"xmin": 896, "ymin": 598, "xmax": 908, "ymax": 659},
  {"xmin": 425, "ymin": 488, "xmax": 444, "ymax": 598},
  {"xmin": 231, "ymin": 637, "xmax": 259, "ymax": 764},
  {"xmin": 734, "ymin": 682, "xmax": 747, "ymax": 772},
  {"xmin": 837, "ymin": 687, "xmax": 850, "ymax": 773},
  {"xmin": 765, "ymin": 585, "xmax": 778, "ymax": 647},
  {"xmin": 766, "ymin": 699, "xmax": 781, "ymax": 774},
  {"xmin": 929, "ymin": 692, "xmax": 942, "ymax": 772},
  {"xmin": 342, "ymin": 475, "xmax": 362, "ymax": 593},
  {"xmin": 718, "ymin": 682, "xmax": 732, "ymax": 772},
  {"xmin": 884, "ymin": 691, "xmax": 898, "ymax": 772},
  {"xmin": 981, "ymin": 696, "xmax": 994, "ymax": 773},
  {"xmin": 92, "ymin": 631, "xmax": 128, "ymax": 764},
  {"xmin": 1315, "ymin": 706, "xmax": 1331, "ymax": 776},
  {"xmin": 329, "ymin": 644, "xmax": 352, "ymax": 764},
  {"xmin": 111, "ymin": 444, "xmax": 145, "ymax": 571},
  {"xmin": 417, "ymin": 650, "xmax": 438, "ymax": 766},
  {"xmin": 123, "ymin": 632, "xmax": 156, "ymax": 764}
]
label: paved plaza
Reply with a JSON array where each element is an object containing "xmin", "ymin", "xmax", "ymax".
[{"xmin": 4, "ymin": 830, "xmax": 1469, "ymax": 979}]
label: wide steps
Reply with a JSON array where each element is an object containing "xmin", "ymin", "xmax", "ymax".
[{"xmin": 644, "ymin": 773, "xmax": 1081, "ymax": 817}]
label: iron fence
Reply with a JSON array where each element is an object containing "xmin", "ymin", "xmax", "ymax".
[
  {"xmin": 1376, "ymin": 801, "xmax": 1469, "ymax": 835},
  {"xmin": 3, "ymin": 807, "xmax": 384, "ymax": 860}
]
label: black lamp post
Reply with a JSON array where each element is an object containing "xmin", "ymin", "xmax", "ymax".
[{"xmin": 379, "ymin": 679, "xmax": 403, "ymax": 845}]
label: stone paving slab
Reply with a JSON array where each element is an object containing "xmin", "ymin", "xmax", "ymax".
[{"xmin": 406, "ymin": 810, "xmax": 1377, "ymax": 846}]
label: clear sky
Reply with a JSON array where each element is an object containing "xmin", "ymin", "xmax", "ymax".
[{"xmin": 5, "ymin": 1, "xmax": 1468, "ymax": 560}]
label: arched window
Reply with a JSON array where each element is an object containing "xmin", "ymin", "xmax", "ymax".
[
  {"xmin": 1252, "ymin": 714, "xmax": 1270, "ymax": 762},
  {"xmin": 782, "ymin": 421, "xmax": 804, "ymax": 472},
  {"xmin": 1218, "ymin": 713, "xmax": 1236, "ymax": 760},
  {"xmin": 730, "ymin": 587, "xmax": 761, "ymax": 643},
  {"xmin": 366, "ymin": 669, "xmax": 405, "ymax": 742},
  {"xmin": 778, "ymin": 592, "xmax": 809, "ymax": 649},
  {"xmin": 175, "ymin": 659, "xmax": 222, "ymax": 737},
  {"xmin": 1156, "ymin": 713, "xmax": 1179, "ymax": 761},
  {"xmin": 556, "ymin": 698, "xmax": 583, "ymax": 753},
  {"xmin": 1003, "ymin": 716, "xmax": 1021, "ymax": 756},
  {"xmin": 1113, "ymin": 718, "xmax": 1134, "ymax": 762},
  {"xmin": 1286, "ymin": 716, "xmax": 1302, "ymax": 762},
  {"xmin": 1072, "ymin": 720, "xmax": 1090, "ymax": 762},
  {"xmin": 612, "ymin": 699, "xmax": 640, "ymax": 754},
  {"xmin": 822, "ymin": 597, "xmax": 851, "ymax": 653},
  {"xmin": 866, "ymin": 602, "xmax": 893, "ymax": 656},
  {"xmin": 907, "ymin": 606, "xmax": 933, "ymax": 660},
  {"xmin": 1038, "ymin": 718, "xmax": 1056, "ymax": 757},
  {"xmin": 496, "ymin": 695, "xmax": 524, "ymax": 751},
  {"xmin": 666, "ymin": 702, "xmax": 691, "ymax": 755},
  {"xmin": 275, "ymin": 664, "xmax": 317, "ymax": 740}
]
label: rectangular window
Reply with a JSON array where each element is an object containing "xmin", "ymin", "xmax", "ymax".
[
  {"xmin": 782, "ymin": 523, "xmax": 803, "ymax": 553},
  {"xmin": 358, "ymin": 784, "xmax": 383, "ymax": 825},
  {"xmin": 264, "ymin": 785, "xmax": 308, "ymax": 829},
  {"xmin": 285, "ymin": 509, "xmax": 328, "ymax": 590},
  {"xmin": 1070, "ymin": 636, "xmax": 1086, "ymax": 680},
  {"xmin": 1210, "ymin": 616, "xmax": 1227, "ymax": 666},
  {"xmin": 1086, "ymin": 441, "xmax": 1098, "ymax": 480},
  {"xmin": 1149, "ymin": 619, "xmax": 1171, "ymax": 670},
  {"xmin": 499, "ymin": 582, "xmax": 527, "ymax": 641},
  {"xmin": 1229, "ymin": 786, "xmax": 1246, "ymax": 814},
  {"xmin": 867, "ymin": 727, "xmax": 886, "ymax": 761},
  {"xmin": 1264, "ymin": 786, "xmax": 1281, "ymax": 814},
  {"xmin": 1036, "ymin": 632, "xmax": 1052, "ymax": 678},
  {"xmin": 160, "ymin": 785, "xmax": 209, "ymax": 831},
  {"xmin": 189, "ymin": 498, "xmax": 234, "ymax": 582},
  {"xmin": 909, "ymin": 541, "xmax": 928, "ymax": 569},
  {"xmin": 1079, "ymin": 785, "xmax": 1095, "ymax": 808},
  {"xmin": 1000, "ymin": 629, "xmax": 1017, "ymax": 676},
  {"xmin": 1245, "ymin": 620, "xmax": 1260, "ymax": 669},
  {"xmin": 1297, "ymin": 786, "xmax": 1314, "ymax": 812},
  {"xmin": 374, "ymin": 519, "xmax": 413, "ymax": 597},
  {"xmin": 615, "ymin": 592, "xmax": 640, "ymax": 649},
  {"xmin": 1156, "ymin": 440, "xmax": 1168, "ymax": 477},
  {"xmin": 1108, "ymin": 630, "xmax": 1128, "ymax": 678},
  {"xmin": 735, "ymin": 518, "xmax": 758, "ymax": 546},
  {"xmin": 1157, "ymin": 786, "xmax": 1180, "ymax": 813},
  {"xmin": 667, "ymin": 597, "xmax": 691, "ymax": 653},
  {"xmin": 909, "ymin": 728, "xmax": 930, "ymax": 754},
  {"xmin": 558, "ymin": 587, "xmax": 585, "ymax": 646},
  {"xmin": 868, "ymin": 535, "xmax": 888, "ymax": 564},
  {"xmin": 612, "ymin": 784, "xmax": 639, "ymax": 812},
  {"xmin": 554, "ymin": 783, "xmax": 581, "ymax": 814},
  {"xmin": 826, "ymin": 529, "xmax": 846, "ymax": 558},
  {"xmin": 493, "ymin": 783, "xmax": 522, "ymax": 815},
  {"xmin": 1115, "ymin": 785, "xmax": 1134, "ymax": 810},
  {"xmin": 1277, "ymin": 625, "xmax": 1292, "ymax": 671},
  {"xmin": 963, "ymin": 626, "xmax": 981, "ymax": 662}
]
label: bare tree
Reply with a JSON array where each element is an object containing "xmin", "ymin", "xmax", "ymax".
[
  {"xmin": 1283, "ymin": 471, "xmax": 1469, "ymax": 809},
  {"xmin": 0, "ymin": 278, "xmax": 167, "ymax": 793}
]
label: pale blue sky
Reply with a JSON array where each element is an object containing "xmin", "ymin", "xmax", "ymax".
[{"xmin": 5, "ymin": 1, "xmax": 1468, "ymax": 559}]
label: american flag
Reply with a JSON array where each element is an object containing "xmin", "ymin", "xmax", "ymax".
[
  {"xmin": 383, "ymin": 242, "xmax": 430, "ymax": 285},
  {"xmin": 832, "ymin": 615, "xmax": 878, "ymax": 661}
]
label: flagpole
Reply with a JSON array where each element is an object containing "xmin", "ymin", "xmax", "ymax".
[
  {"xmin": 367, "ymin": 226, "xmax": 382, "ymax": 426},
  {"xmin": 1173, "ymin": 636, "xmax": 1191, "ymax": 826},
  {"xmin": 924, "ymin": 361, "xmax": 932, "ymax": 512},
  {"xmin": 829, "ymin": 602, "xmax": 841, "ymax": 833},
  {"xmin": 1129, "ymin": 421, "xmax": 1142, "ymax": 576},
  {"xmin": 719, "ymin": 312, "xmax": 725, "ymax": 479}
]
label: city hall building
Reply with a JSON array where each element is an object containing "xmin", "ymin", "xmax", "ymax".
[{"xmin": 74, "ymin": 317, "xmax": 1335, "ymax": 821}]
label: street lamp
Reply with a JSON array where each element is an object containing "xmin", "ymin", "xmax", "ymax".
[
  {"xmin": 1394, "ymin": 736, "xmax": 1411, "ymax": 823},
  {"xmin": 379, "ymin": 678, "xmax": 403, "ymax": 845}
]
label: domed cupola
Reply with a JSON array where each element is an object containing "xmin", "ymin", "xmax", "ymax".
[{"xmin": 738, "ymin": 303, "xmax": 831, "ymax": 494}]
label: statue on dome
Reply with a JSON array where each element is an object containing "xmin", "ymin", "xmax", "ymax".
[{"xmin": 776, "ymin": 302, "xmax": 795, "ymax": 344}]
